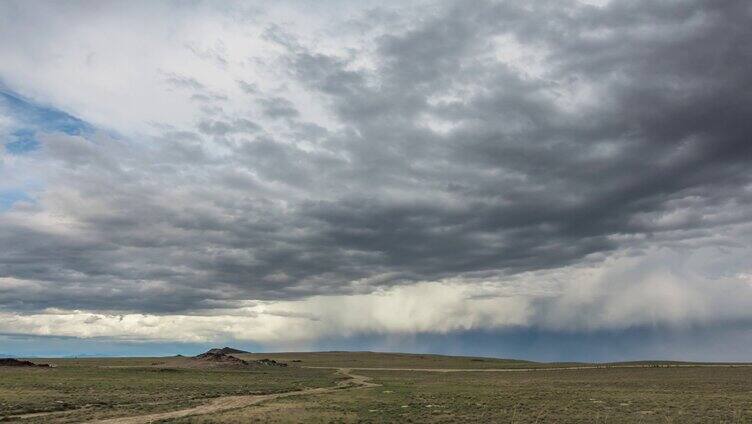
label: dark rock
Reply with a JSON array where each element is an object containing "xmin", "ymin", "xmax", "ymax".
[
  {"xmin": 193, "ymin": 351, "xmax": 249, "ymax": 365},
  {"xmin": 192, "ymin": 349, "xmax": 286, "ymax": 367},
  {"xmin": 0, "ymin": 358, "xmax": 51, "ymax": 367},
  {"xmin": 256, "ymin": 358, "xmax": 287, "ymax": 367}
]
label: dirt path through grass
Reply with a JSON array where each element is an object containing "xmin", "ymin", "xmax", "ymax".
[
  {"xmin": 84, "ymin": 368, "xmax": 378, "ymax": 424},
  {"xmin": 13, "ymin": 364, "xmax": 749, "ymax": 423}
]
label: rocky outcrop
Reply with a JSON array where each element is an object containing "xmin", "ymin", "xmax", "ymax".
[
  {"xmin": 256, "ymin": 358, "xmax": 287, "ymax": 367},
  {"xmin": 0, "ymin": 358, "xmax": 51, "ymax": 367},
  {"xmin": 193, "ymin": 351, "xmax": 249, "ymax": 365},
  {"xmin": 191, "ymin": 350, "xmax": 287, "ymax": 367}
]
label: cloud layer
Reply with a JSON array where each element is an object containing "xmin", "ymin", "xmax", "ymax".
[{"xmin": 1, "ymin": 0, "xmax": 751, "ymax": 351}]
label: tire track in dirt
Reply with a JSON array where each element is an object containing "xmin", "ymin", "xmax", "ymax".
[{"xmin": 2, "ymin": 407, "xmax": 93, "ymax": 421}]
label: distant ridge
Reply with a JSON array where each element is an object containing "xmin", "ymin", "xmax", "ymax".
[{"xmin": 204, "ymin": 347, "xmax": 249, "ymax": 355}]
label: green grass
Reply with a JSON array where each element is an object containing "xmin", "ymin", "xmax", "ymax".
[
  {"xmin": 0, "ymin": 357, "xmax": 339, "ymax": 423},
  {"xmin": 173, "ymin": 366, "xmax": 752, "ymax": 423},
  {"xmin": 2, "ymin": 353, "xmax": 752, "ymax": 423}
]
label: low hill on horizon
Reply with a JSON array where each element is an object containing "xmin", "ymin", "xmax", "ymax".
[{"xmin": 203, "ymin": 347, "xmax": 250, "ymax": 355}]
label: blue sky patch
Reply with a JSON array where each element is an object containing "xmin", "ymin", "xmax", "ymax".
[
  {"xmin": 1, "ymin": 90, "xmax": 92, "ymax": 154},
  {"xmin": 0, "ymin": 189, "xmax": 32, "ymax": 211},
  {"xmin": 5, "ymin": 129, "xmax": 40, "ymax": 154}
]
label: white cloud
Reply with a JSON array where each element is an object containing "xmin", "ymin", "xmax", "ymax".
[
  {"xmin": 0, "ymin": 281, "xmax": 533, "ymax": 343},
  {"xmin": 1, "ymin": 0, "xmax": 751, "ymax": 350},
  {"xmin": 3, "ymin": 244, "xmax": 751, "ymax": 344},
  {"xmin": 0, "ymin": 1, "xmax": 350, "ymax": 139}
]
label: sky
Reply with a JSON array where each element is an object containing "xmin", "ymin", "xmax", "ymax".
[{"xmin": 1, "ymin": 0, "xmax": 751, "ymax": 361}]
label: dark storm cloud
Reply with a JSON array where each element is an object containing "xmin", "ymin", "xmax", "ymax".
[{"xmin": 1, "ymin": 0, "xmax": 751, "ymax": 315}]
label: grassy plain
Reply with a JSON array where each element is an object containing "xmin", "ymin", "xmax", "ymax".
[
  {"xmin": 0, "ymin": 357, "xmax": 340, "ymax": 423},
  {"xmin": 179, "ymin": 366, "xmax": 752, "ymax": 423},
  {"xmin": 1, "ymin": 352, "xmax": 751, "ymax": 423}
]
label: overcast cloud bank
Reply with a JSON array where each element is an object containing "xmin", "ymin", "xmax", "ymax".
[{"xmin": 1, "ymin": 0, "xmax": 751, "ymax": 357}]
